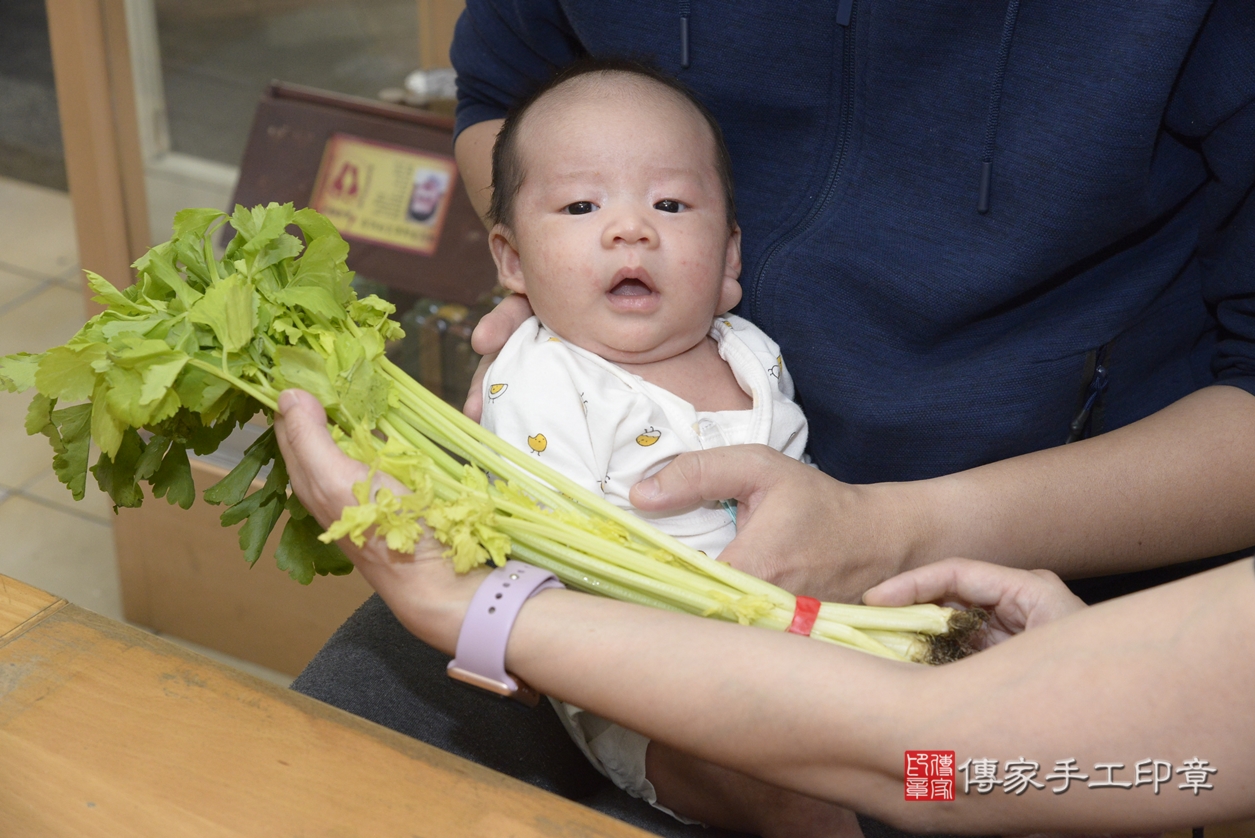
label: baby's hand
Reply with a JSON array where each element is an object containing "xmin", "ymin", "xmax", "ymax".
[
  {"xmin": 464, "ymin": 293, "xmax": 534, "ymax": 421},
  {"xmin": 862, "ymin": 558, "xmax": 1086, "ymax": 649}
]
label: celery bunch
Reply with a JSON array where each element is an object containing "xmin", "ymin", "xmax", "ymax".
[{"xmin": 0, "ymin": 204, "xmax": 977, "ymax": 663}]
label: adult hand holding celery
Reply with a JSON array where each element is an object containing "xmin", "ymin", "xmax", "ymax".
[{"xmin": 0, "ymin": 203, "xmax": 980, "ymax": 663}]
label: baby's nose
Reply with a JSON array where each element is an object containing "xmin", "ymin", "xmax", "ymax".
[{"xmin": 603, "ymin": 211, "xmax": 657, "ymax": 247}]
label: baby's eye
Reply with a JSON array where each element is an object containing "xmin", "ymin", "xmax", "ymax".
[
  {"xmin": 654, "ymin": 199, "xmax": 684, "ymax": 213},
  {"xmin": 563, "ymin": 201, "xmax": 596, "ymax": 215}
]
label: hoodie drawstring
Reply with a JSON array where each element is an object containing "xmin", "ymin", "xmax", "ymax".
[
  {"xmin": 679, "ymin": 0, "xmax": 691, "ymax": 68},
  {"xmin": 978, "ymin": 0, "xmax": 1021, "ymax": 214}
]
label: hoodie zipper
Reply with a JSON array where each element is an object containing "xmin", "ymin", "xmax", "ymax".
[
  {"xmin": 747, "ymin": 1, "xmax": 857, "ymax": 323},
  {"xmin": 837, "ymin": 0, "xmax": 853, "ymax": 26},
  {"xmin": 977, "ymin": 0, "xmax": 1022, "ymax": 214}
]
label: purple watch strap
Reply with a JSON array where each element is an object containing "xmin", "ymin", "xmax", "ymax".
[{"xmin": 446, "ymin": 560, "xmax": 563, "ymax": 703}]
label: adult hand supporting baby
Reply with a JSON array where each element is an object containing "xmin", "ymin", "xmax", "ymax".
[
  {"xmin": 463, "ymin": 293, "xmax": 535, "ymax": 421},
  {"xmin": 630, "ymin": 444, "xmax": 932, "ymax": 603},
  {"xmin": 634, "ymin": 387, "xmax": 1255, "ymax": 604}
]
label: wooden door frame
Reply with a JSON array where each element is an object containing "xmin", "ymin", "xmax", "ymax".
[
  {"xmin": 417, "ymin": 0, "xmax": 463, "ymax": 70},
  {"xmin": 46, "ymin": 0, "xmax": 150, "ymax": 308}
]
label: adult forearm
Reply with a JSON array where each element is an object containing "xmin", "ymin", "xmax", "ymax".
[
  {"xmin": 911, "ymin": 384, "xmax": 1255, "ymax": 578},
  {"xmin": 506, "ymin": 587, "xmax": 910, "ymax": 811},
  {"xmin": 506, "ymin": 559, "xmax": 1255, "ymax": 833},
  {"xmin": 453, "ymin": 118, "xmax": 504, "ymax": 225}
]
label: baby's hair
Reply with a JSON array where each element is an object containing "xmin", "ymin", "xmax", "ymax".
[{"xmin": 487, "ymin": 56, "xmax": 737, "ymax": 230}]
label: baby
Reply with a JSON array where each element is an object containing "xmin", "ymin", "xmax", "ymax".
[
  {"xmin": 479, "ymin": 59, "xmax": 840, "ymax": 834},
  {"xmin": 482, "ymin": 60, "xmax": 807, "ymax": 556}
]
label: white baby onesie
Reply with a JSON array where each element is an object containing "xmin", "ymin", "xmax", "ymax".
[{"xmin": 480, "ymin": 313, "xmax": 808, "ymax": 819}]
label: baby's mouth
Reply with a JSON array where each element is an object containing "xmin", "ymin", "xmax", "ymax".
[
  {"xmin": 608, "ymin": 269, "xmax": 656, "ymax": 298},
  {"xmin": 610, "ymin": 278, "xmax": 652, "ymax": 296}
]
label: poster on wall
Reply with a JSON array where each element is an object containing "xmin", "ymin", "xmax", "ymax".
[{"xmin": 309, "ymin": 133, "xmax": 459, "ymax": 256}]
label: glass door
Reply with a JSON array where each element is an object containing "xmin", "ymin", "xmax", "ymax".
[{"xmin": 126, "ymin": 0, "xmax": 424, "ymax": 241}]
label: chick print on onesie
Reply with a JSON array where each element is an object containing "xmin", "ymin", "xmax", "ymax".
[
  {"xmin": 479, "ymin": 313, "xmax": 809, "ymax": 823},
  {"xmin": 480, "ymin": 313, "xmax": 808, "ymax": 558}
]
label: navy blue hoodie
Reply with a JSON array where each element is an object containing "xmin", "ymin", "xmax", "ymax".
[{"xmin": 451, "ymin": 1, "xmax": 1255, "ymax": 492}]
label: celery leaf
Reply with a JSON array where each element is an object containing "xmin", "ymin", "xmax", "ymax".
[
  {"xmin": 292, "ymin": 206, "xmax": 340, "ymax": 242},
  {"xmin": 133, "ymin": 243, "xmax": 203, "ymax": 310},
  {"xmin": 290, "ymin": 233, "xmax": 352, "ymax": 304},
  {"xmin": 50, "ymin": 403, "xmax": 92, "ymax": 500},
  {"xmin": 172, "ymin": 207, "xmax": 226, "ymax": 239},
  {"xmin": 0, "ymin": 352, "xmax": 41, "ymax": 393},
  {"xmin": 203, "ymin": 426, "xmax": 276, "ymax": 506},
  {"xmin": 91, "ymin": 428, "xmax": 146, "ymax": 510},
  {"xmin": 90, "ymin": 378, "xmax": 125, "ymax": 458},
  {"xmin": 135, "ymin": 434, "xmax": 169, "ymax": 481},
  {"xmin": 276, "ymin": 511, "xmax": 354, "ymax": 585},
  {"xmin": 174, "ymin": 363, "xmax": 232, "ymax": 415},
  {"xmin": 252, "ymin": 234, "xmax": 303, "ymax": 273},
  {"xmin": 273, "ymin": 345, "xmax": 339, "ymax": 408},
  {"xmin": 273, "ymin": 285, "xmax": 343, "ymax": 324},
  {"xmin": 25, "ymin": 392, "xmax": 55, "ymax": 437},
  {"xmin": 221, "ymin": 454, "xmax": 288, "ymax": 566},
  {"xmin": 35, "ymin": 343, "xmax": 107, "ymax": 402},
  {"xmin": 189, "ymin": 273, "xmax": 256, "ymax": 354},
  {"xmin": 150, "ymin": 444, "xmax": 195, "ymax": 509},
  {"xmin": 85, "ymin": 271, "xmax": 147, "ymax": 315}
]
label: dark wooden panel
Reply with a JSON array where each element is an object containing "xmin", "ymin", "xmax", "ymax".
[{"xmin": 230, "ymin": 82, "xmax": 495, "ymax": 306}]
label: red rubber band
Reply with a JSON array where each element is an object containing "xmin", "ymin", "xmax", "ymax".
[{"xmin": 787, "ymin": 596, "xmax": 821, "ymax": 636}]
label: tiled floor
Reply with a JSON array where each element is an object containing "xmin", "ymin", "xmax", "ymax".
[{"xmin": 0, "ymin": 175, "xmax": 290, "ymax": 687}]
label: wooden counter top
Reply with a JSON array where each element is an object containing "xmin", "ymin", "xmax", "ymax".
[
  {"xmin": 0, "ymin": 574, "xmax": 65, "ymax": 638},
  {"xmin": 0, "ymin": 574, "xmax": 647, "ymax": 837}
]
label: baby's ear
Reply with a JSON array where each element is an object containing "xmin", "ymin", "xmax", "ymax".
[
  {"xmin": 718, "ymin": 224, "xmax": 743, "ymax": 313},
  {"xmin": 489, "ymin": 224, "xmax": 527, "ymax": 295}
]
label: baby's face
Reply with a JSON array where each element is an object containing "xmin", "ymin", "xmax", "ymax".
[{"xmin": 490, "ymin": 77, "xmax": 741, "ymax": 367}]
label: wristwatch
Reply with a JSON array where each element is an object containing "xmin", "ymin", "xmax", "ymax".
[{"xmin": 446, "ymin": 560, "xmax": 564, "ymax": 706}]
